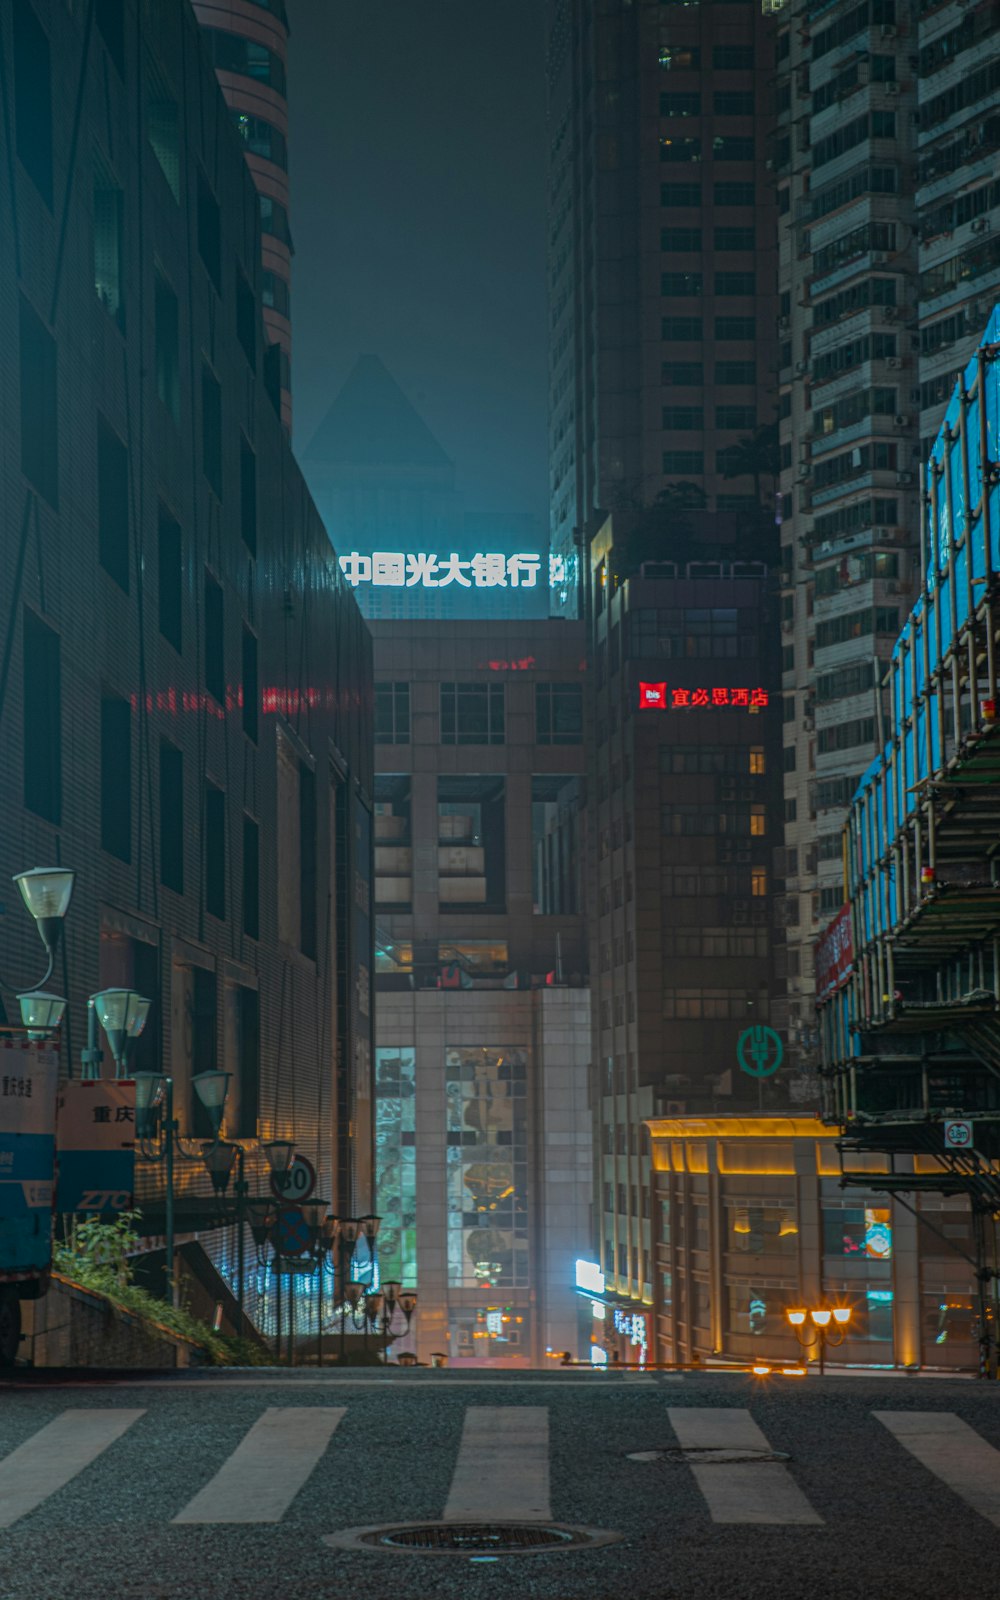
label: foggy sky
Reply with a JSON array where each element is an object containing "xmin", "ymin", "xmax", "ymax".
[{"xmin": 288, "ymin": 1, "xmax": 549, "ymax": 524}]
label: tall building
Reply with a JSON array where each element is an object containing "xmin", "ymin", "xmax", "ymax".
[
  {"xmin": 0, "ymin": 0, "xmax": 372, "ymax": 1335},
  {"xmin": 775, "ymin": 0, "xmax": 1000, "ymax": 1083},
  {"xmin": 370, "ymin": 619, "xmax": 592, "ymax": 1364},
  {"xmin": 547, "ymin": 0, "xmax": 779, "ymax": 617},
  {"xmin": 304, "ymin": 356, "xmax": 551, "ymax": 622},
  {"xmin": 586, "ymin": 514, "xmax": 785, "ymax": 1326},
  {"xmin": 192, "ymin": 0, "xmax": 292, "ymax": 427}
]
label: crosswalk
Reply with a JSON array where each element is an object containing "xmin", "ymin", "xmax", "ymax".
[{"xmin": 1, "ymin": 1402, "xmax": 1000, "ymax": 1533}]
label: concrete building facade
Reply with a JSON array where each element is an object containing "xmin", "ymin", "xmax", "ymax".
[
  {"xmin": 370, "ymin": 620, "xmax": 592, "ymax": 1365},
  {"xmin": 0, "ymin": 0, "xmax": 372, "ymax": 1337}
]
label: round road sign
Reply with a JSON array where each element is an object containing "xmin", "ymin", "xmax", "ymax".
[{"xmin": 270, "ymin": 1153, "xmax": 317, "ymax": 1203}]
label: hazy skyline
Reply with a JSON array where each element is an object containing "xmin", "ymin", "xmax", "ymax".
[{"xmin": 289, "ymin": 1, "xmax": 549, "ymax": 524}]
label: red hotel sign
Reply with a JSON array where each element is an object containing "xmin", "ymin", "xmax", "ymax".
[
  {"xmin": 639, "ymin": 682, "xmax": 769, "ymax": 710},
  {"xmin": 815, "ymin": 905, "xmax": 854, "ymax": 1001}
]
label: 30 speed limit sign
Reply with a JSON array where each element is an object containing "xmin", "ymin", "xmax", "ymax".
[
  {"xmin": 944, "ymin": 1120, "xmax": 974, "ymax": 1150},
  {"xmin": 270, "ymin": 1153, "xmax": 317, "ymax": 1202}
]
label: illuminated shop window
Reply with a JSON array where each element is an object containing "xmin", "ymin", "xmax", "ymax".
[
  {"xmin": 823, "ymin": 1205, "xmax": 893, "ymax": 1260},
  {"xmin": 446, "ymin": 1046, "xmax": 529, "ymax": 1290},
  {"xmin": 374, "ymin": 1047, "xmax": 418, "ymax": 1289}
]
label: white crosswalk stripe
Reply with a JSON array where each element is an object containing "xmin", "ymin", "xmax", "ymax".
[
  {"xmin": 172, "ymin": 1406, "xmax": 346, "ymax": 1524},
  {"xmin": 668, "ymin": 1407, "xmax": 823, "ymax": 1526},
  {"xmin": 875, "ymin": 1411, "xmax": 1000, "ymax": 1530},
  {"xmin": 0, "ymin": 1408, "xmax": 145, "ymax": 1529},
  {"xmin": 443, "ymin": 1406, "xmax": 551, "ymax": 1522}
]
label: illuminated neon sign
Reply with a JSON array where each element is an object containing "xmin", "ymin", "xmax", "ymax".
[
  {"xmin": 575, "ymin": 1258, "xmax": 606, "ymax": 1294},
  {"xmin": 339, "ymin": 551, "xmax": 551, "ymax": 590},
  {"xmin": 638, "ymin": 682, "xmax": 769, "ymax": 710}
]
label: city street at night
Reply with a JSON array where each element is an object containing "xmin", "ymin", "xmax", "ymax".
[{"xmin": 1, "ymin": 1369, "xmax": 999, "ymax": 1599}]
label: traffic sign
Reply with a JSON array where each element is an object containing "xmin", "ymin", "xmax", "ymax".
[
  {"xmin": 277, "ymin": 1206, "xmax": 311, "ymax": 1257},
  {"xmin": 736, "ymin": 1026, "xmax": 784, "ymax": 1079},
  {"xmin": 944, "ymin": 1119, "xmax": 974, "ymax": 1150},
  {"xmin": 269, "ymin": 1153, "xmax": 317, "ymax": 1203}
]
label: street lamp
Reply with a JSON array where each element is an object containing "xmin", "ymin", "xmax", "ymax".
[
  {"xmin": 785, "ymin": 1303, "xmax": 852, "ymax": 1376},
  {"xmin": 377, "ymin": 1280, "xmax": 418, "ymax": 1362},
  {"xmin": 12, "ymin": 868, "xmax": 75, "ymax": 990},
  {"xmin": 200, "ymin": 1141, "xmax": 247, "ymax": 1338},
  {"xmin": 133, "ymin": 1069, "xmax": 232, "ymax": 1308},
  {"xmin": 16, "ymin": 991, "xmax": 67, "ymax": 1041}
]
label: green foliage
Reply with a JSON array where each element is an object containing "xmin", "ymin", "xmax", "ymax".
[{"xmin": 53, "ymin": 1211, "xmax": 268, "ymax": 1366}]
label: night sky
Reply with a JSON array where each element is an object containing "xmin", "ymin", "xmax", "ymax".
[{"xmin": 289, "ymin": 1, "xmax": 549, "ymax": 525}]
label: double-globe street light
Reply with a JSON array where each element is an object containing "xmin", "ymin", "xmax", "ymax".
[{"xmin": 785, "ymin": 1303, "xmax": 852, "ymax": 1376}]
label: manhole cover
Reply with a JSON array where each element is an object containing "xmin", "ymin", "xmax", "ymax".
[
  {"xmin": 324, "ymin": 1520, "xmax": 622, "ymax": 1556},
  {"xmin": 627, "ymin": 1447, "xmax": 790, "ymax": 1464},
  {"xmin": 369, "ymin": 1524, "xmax": 576, "ymax": 1551}
]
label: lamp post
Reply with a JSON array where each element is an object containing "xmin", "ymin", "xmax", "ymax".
[
  {"xmin": 378, "ymin": 1281, "xmax": 418, "ymax": 1363},
  {"xmin": 12, "ymin": 868, "xmax": 75, "ymax": 992},
  {"xmin": 133, "ymin": 1069, "xmax": 232, "ymax": 1308},
  {"xmin": 201, "ymin": 1141, "xmax": 246, "ymax": 1338},
  {"xmin": 785, "ymin": 1304, "xmax": 852, "ymax": 1376}
]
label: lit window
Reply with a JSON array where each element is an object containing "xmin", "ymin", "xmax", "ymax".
[
  {"xmin": 750, "ymin": 806, "xmax": 765, "ymax": 836},
  {"xmin": 751, "ymin": 867, "xmax": 767, "ymax": 896},
  {"xmin": 749, "ymin": 745, "xmax": 765, "ymax": 774}
]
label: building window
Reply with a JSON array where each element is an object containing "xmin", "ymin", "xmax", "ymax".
[
  {"xmin": 235, "ymin": 267, "xmax": 256, "ymax": 370},
  {"xmin": 536, "ymin": 682, "xmax": 583, "ymax": 744},
  {"xmin": 189, "ymin": 969, "xmax": 218, "ymax": 1137},
  {"xmin": 751, "ymin": 867, "xmax": 767, "ymax": 896},
  {"xmin": 715, "ymin": 182, "xmax": 754, "ymax": 205},
  {"xmin": 101, "ymin": 694, "xmax": 132, "ymax": 861},
  {"xmin": 240, "ymin": 436, "xmax": 257, "ymax": 556},
  {"xmin": 713, "ymin": 136, "xmax": 754, "ymax": 162},
  {"xmin": 201, "ymin": 362, "xmax": 222, "ymax": 496},
  {"xmin": 716, "ymin": 316, "xmax": 755, "ymax": 339},
  {"xmin": 663, "ymin": 361, "xmax": 704, "ymax": 386},
  {"xmin": 22, "ymin": 609, "xmax": 60, "ymax": 825},
  {"xmin": 662, "ymin": 406, "xmax": 704, "ymax": 430},
  {"xmin": 202, "ymin": 28, "xmax": 287, "ymax": 94},
  {"xmin": 243, "ymin": 815, "xmax": 259, "ymax": 939},
  {"xmin": 715, "ymin": 271, "xmax": 755, "ymax": 296},
  {"xmin": 716, "ymin": 360, "xmax": 756, "ymax": 385},
  {"xmin": 242, "ymin": 626, "xmax": 258, "ymax": 743},
  {"xmin": 446, "ymin": 1045, "xmax": 529, "ymax": 1289},
  {"xmin": 661, "ymin": 182, "xmax": 701, "ymax": 206},
  {"xmin": 157, "ymin": 504, "xmax": 182, "ymax": 652},
  {"xmin": 95, "ymin": 0, "xmax": 124, "ymax": 75},
  {"xmin": 232, "ymin": 987, "xmax": 260, "ymax": 1139},
  {"xmin": 714, "ymin": 91, "xmax": 754, "ymax": 115},
  {"xmin": 205, "ymin": 783, "xmax": 226, "ymax": 919},
  {"xmin": 97, "ymin": 417, "xmax": 129, "ymax": 592},
  {"xmin": 440, "ymin": 682, "xmax": 505, "ymax": 744},
  {"xmin": 660, "ymin": 137, "xmax": 701, "ymax": 163},
  {"xmin": 715, "ymin": 226, "xmax": 755, "ymax": 251},
  {"xmin": 662, "ymin": 317, "xmax": 703, "ymax": 340},
  {"xmin": 197, "ymin": 171, "xmax": 221, "ymax": 293},
  {"xmin": 438, "ymin": 776, "xmax": 506, "ymax": 913},
  {"xmin": 375, "ymin": 682, "xmax": 411, "ymax": 744},
  {"xmin": 259, "ymin": 194, "xmax": 292, "ymax": 244},
  {"xmin": 375, "ymin": 1047, "xmax": 418, "ymax": 1288},
  {"xmin": 93, "ymin": 151, "xmax": 124, "ymax": 329},
  {"xmin": 204, "ymin": 572, "xmax": 224, "ymax": 705},
  {"xmin": 261, "ymin": 270, "xmax": 290, "ymax": 317},
  {"xmin": 146, "ymin": 58, "xmax": 179, "ymax": 200},
  {"xmin": 749, "ymin": 745, "xmax": 765, "ymax": 775},
  {"xmin": 14, "ymin": 3, "xmax": 53, "ymax": 208},
  {"xmin": 300, "ymin": 765, "xmax": 317, "ymax": 961},
  {"xmin": 717, "ymin": 405, "xmax": 756, "ymax": 430},
  {"xmin": 661, "ymin": 226, "xmax": 702, "ymax": 252},
  {"xmin": 375, "ymin": 775, "xmax": 412, "ymax": 913},
  {"xmin": 160, "ymin": 740, "xmax": 184, "ymax": 894},
  {"xmin": 155, "ymin": 268, "xmax": 179, "ymax": 422},
  {"xmin": 662, "ymin": 450, "xmax": 704, "ymax": 473},
  {"xmin": 662, "ymin": 271, "xmax": 703, "ymax": 296},
  {"xmin": 231, "ymin": 111, "xmax": 288, "ymax": 170},
  {"xmin": 19, "ymin": 295, "xmax": 58, "ymax": 506},
  {"xmin": 713, "ymin": 45, "xmax": 754, "ymax": 69}
]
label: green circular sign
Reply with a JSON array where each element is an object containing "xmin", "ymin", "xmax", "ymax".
[{"xmin": 736, "ymin": 1026, "xmax": 784, "ymax": 1079}]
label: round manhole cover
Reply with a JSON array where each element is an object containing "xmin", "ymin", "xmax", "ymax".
[
  {"xmin": 369, "ymin": 1524, "xmax": 576, "ymax": 1552},
  {"xmin": 627, "ymin": 1447, "xmax": 790, "ymax": 1465},
  {"xmin": 324, "ymin": 1520, "xmax": 622, "ymax": 1556}
]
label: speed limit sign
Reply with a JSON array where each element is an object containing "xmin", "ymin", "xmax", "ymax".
[
  {"xmin": 944, "ymin": 1120, "xmax": 974, "ymax": 1151},
  {"xmin": 270, "ymin": 1153, "xmax": 317, "ymax": 1202}
]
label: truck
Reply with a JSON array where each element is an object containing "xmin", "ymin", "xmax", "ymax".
[{"xmin": 0, "ymin": 1037, "xmax": 60, "ymax": 1365}]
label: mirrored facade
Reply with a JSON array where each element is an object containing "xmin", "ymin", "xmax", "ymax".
[{"xmin": 446, "ymin": 1046, "xmax": 529, "ymax": 1290}]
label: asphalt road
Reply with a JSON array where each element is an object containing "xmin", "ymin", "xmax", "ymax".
[{"xmin": 0, "ymin": 1368, "xmax": 998, "ymax": 1599}]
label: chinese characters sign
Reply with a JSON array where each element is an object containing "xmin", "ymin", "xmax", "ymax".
[
  {"xmin": 56, "ymin": 1080, "xmax": 136, "ymax": 1214},
  {"xmin": 339, "ymin": 551, "xmax": 547, "ymax": 590},
  {"xmin": 814, "ymin": 904, "xmax": 853, "ymax": 1001},
  {"xmin": 0, "ymin": 1040, "xmax": 58, "ymax": 1273},
  {"xmin": 639, "ymin": 682, "xmax": 769, "ymax": 710}
]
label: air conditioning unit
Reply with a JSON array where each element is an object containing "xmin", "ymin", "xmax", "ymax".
[
  {"xmin": 897, "ymin": 471, "xmax": 913, "ymax": 485},
  {"xmin": 894, "ymin": 414, "xmax": 910, "ymax": 427},
  {"xmin": 796, "ymin": 361, "xmax": 809, "ymax": 374},
  {"xmin": 886, "ymin": 357, "xmax": 901, "ymax": 369},
  {"xmin": 872, "ymin": 527, "xmax": 889, "ymax": 539},
  {"xmin": 971, "ymin": 218, "xmax": 991, "ymax": 234},
  {"xmin": 885, "ymin": 81, "xmax": 899, "ymax": 94}
]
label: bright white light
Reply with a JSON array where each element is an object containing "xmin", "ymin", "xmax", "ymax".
[
  {"xmin": 591, "ymin": 1346, "xmax": 609, "ymax": 1366},
  {"xmin": 339, "ymin": 551, "xmax": 543, "ymax": 590},
  {"xmin": 575, "ymin": 1258, "xmax": 605, "ymax": 1294}
]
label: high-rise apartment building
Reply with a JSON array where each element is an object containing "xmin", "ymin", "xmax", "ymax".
[
  {"xmin": 370, "ymin": 620, "xmax": 592, "ymax": 1364},
  {"xmin": 775, "ymin": 0, "xmax": 1000, "ymax": 1082},
  {"xmin": 193, "ymin": 0, "xmax": 292, "ymax": 426},
  {"xmin": 547, "ymin": 0, "xmax": 779, "ymax": 618}
]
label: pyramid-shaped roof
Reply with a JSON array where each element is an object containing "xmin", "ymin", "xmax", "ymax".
[{"xmin": 303, "ymin": 354, "xmax": 453, "ymax": 471}]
